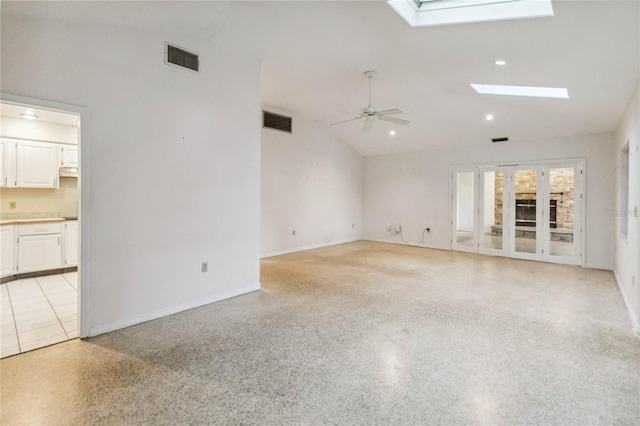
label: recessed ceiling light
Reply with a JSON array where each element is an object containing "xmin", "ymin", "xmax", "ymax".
[
  {"xmin": 485, "ymin": 114, "xmax": 494, "ymax": 121},
  {"xmin": 470, "ymin": 84, "xmax": 569, "ymax": 99},
  {"xmin": 389, "ymin": 130, "xmax": 396, "ymax": 136},
  {"xmin": 21, "ymin": 113, "xmax": 38, "ymax": 120},
  {"xmin": 495, "ymin": 60, "xmax": 507, "ymax": 66}
]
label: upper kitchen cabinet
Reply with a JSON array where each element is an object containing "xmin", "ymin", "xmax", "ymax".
[
  {"xmin": 59, "ymin": 145, "xmax": 78, "ymax": 168},
  {"xmin": 0, "ymin": 138, "xmax": 16, "ymax": 188},
  {"xmin": 16, "ymin": 140, "xmax": 59, "ymax": 188}
]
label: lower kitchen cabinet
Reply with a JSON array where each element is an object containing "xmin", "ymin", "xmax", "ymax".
[
  {"xmin": 17, "ymin": 234, "xmax": 62, "ymax": 273},
  {"xmin": 1, "ymin": 226, "xmax": 15, "ymax": 277},
  {"xmin": 1, "ymin": 221, "xmax": 76, "ymax": 278},
  {"xmin": 64, "ymin": 220, "xmax": 78, "ymax": 267}
]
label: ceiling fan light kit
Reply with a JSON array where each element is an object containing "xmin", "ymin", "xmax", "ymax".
[{"xmin": 331, "ymin": 70, "xmax": 411, "ymax": 131}]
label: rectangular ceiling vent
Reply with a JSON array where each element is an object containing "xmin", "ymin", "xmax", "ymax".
[
  {"xmin": 492, "ymin": 137, "xmax": 509, "ymax": 143},
  {"xmin": 263, "ymin": 111, "xmax": 292, "ymax": 134},
  {"xmin": 165, "ymin": 43, "xmax": 199, "ymax": 72}
]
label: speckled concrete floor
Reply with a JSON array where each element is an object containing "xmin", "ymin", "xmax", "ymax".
[{"xmin": 1, "ymin": 241, "xmax": 639, "ymax": 425}]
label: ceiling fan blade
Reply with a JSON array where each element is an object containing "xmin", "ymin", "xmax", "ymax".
[
  {"xmin": 363, "ymin": 118, "xmax": 373, "ymax": 131},
  {"xmin": 379, "ymin": 116, "xmax": 410, "ymax": 125},
  {"xmin": 330, "ymin": 116, "xmax": 363, "ymax": 126},
  {"xmin": 378, "ymin": 108, "xmax": 404, "ymax": 116}
]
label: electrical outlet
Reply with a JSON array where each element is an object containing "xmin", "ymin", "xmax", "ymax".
[
  {"xmin": 9, "ymin": 201, "xmax": 16, "ymax": 209},
  {"xmin": 293, "ymin": 230, "xmax": 296, "ymax": 236},
  {"xmin": 352, "ymin": 223, "xmax": 355, "ymax": 228},
  {"xmin": 202, "ymin": 262, "xmax": 208, "ymax": 273}
]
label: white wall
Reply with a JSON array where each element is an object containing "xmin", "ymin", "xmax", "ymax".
[
  {"xmin": 261, "ymin": 112, "xmax": 362, "ymax": 256},
  {"xmin": 614, "ymin": 82, "xmax": 640, "ymax": 332},
  {"xmin": 363, "ymin": 133, "xmax": 616, "ymax": 269},
  {"xmin": 1, "ymin": 16, "xmax": 262, "ymax": 336}
]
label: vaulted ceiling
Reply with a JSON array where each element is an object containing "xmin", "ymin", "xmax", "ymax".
[{"xmin": 4, "ymin": 1, "xmax": 639, "ymax": 156}]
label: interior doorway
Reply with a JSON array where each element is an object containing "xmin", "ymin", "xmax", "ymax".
[
  {"xmin": 452, "ymin": 159, "xmax": 584, "ymax": 265},
  {"xmin": 0, "ymin": 98, "xmax": 82, "ymax": 357}
]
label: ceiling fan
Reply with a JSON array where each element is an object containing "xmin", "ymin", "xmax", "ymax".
[{"xmin": 331, "ymin": 70, "xmax": 410, "ymax": 131}]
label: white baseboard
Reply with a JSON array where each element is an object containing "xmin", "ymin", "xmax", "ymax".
[
  {"xmin": 363, "ymin": 237, "xmax": 450, "ymax": 251},
  {"xmin": 261, "ymin": 238, "xmax": 361, "ymax": 258},
  {"xmin": 585, "ymin": 263, "xmax": 614, "ymax": 271},
  {"xmin": 88, "ymin": 282, "xmax": 261, "ymax": 337},
  {"xmin": 613, "ymin": 269, "xmax": 640, "ymax": 334}
]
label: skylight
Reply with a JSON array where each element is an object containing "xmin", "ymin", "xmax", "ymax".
[
  {"xmin": 388, "ymin": 0, "xmax": 554, "ymax": 27},
  {"xmin": 470, "ymin": 84, "xmax": 569, "ymax": 99}
]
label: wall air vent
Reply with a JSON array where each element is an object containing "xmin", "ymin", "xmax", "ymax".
[
  {"xmin": 263, "ymin": 111, "xmax": 292, "ymax": 134},
  {"xmin": 492, "ymin": 137, "xmax": 509, "ymax": 143},
  {"xmin": 165, "ymin": 43, "xmax": 199, "ymax": 72}
]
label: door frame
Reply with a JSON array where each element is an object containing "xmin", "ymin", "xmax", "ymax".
[{"xmin": 1, "ymin": 92, "xmax": 88, "ymax": 338}]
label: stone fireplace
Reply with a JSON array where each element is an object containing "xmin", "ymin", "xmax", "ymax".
[{"xmin": 515, "ymin": 198, "xmax": 558, "ymax": 228}]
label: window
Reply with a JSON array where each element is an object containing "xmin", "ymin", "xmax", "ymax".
[{"xmin": 388, "ymin": 0, "xmax": 554, "ymax": 28}]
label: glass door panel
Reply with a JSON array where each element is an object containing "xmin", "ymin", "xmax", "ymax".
[
  {"xmin": 548, "ymin": 167, "xmax": 575, "ymax": 257},
  {"xmin": 452, "ymin": 170, "xmax": 477, "ymax": 252},
  {"xmin": 512, "ymin": 168, "xmax": 539, "ymax": 257},
  {"xmin": 544, "ymin": 163, "xmax": 582, "ymax": 265},
  {"xmin": 479, "ymin": 169, "xmax": 507, "ymax": 256}
]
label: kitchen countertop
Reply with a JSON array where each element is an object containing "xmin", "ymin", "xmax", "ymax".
[{"xmin": 0, "ymin": 218, "xmax": 67, "ymax": 226}]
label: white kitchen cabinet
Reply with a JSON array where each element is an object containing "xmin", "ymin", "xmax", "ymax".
[
  {"xmin": 64, "ymin": 220, "xmax": 78, "ymax": 267},
  {"xmin": 60, "ymin": 145, "xmax": 78, "ymax": 167},
  {"xmin": 0, "ymin": 138, "xmax": 16, "ymax": 188},
  {"xmin": 17, "ymin": 222, "xmax": 63, "ymax": 273},
  {"xmin": 1, "ymin": 226, "xmax": 16, "ymax": 277},
  {"xmin": 17, "ymin": 234, "xmax": 62, "ymax": 273},
  {"xmin": 16, "ymin": 140, "xmax": 59, "ymax": 188}
]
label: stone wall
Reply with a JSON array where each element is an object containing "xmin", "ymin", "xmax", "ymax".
[{"xmin": 549, "ymin": 168, "xmax": 575, "ymax": 230}]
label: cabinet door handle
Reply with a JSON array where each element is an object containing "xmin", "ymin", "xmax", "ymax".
[{"xmin": 58, "ymin": 236, "xmax": 61, "ymax": 245}]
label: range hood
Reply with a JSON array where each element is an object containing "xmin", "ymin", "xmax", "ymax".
[{"xmin": 59, "ymin": 167, "xmax": 78, "ymax": 178}]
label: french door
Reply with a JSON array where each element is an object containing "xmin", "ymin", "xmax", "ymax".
[{"xmin": 452, "ymin": 160, "xmax": 583, "ymax": 265}]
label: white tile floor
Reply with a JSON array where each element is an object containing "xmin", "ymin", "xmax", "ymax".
[{"xmin": 1, "ymin": 272, "xmax": 78, "ymax": 358}]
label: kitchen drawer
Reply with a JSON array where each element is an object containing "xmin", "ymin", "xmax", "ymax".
[{"xmin": 18, "ymin": 222, "xmax": 62, "ymax": 236}]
